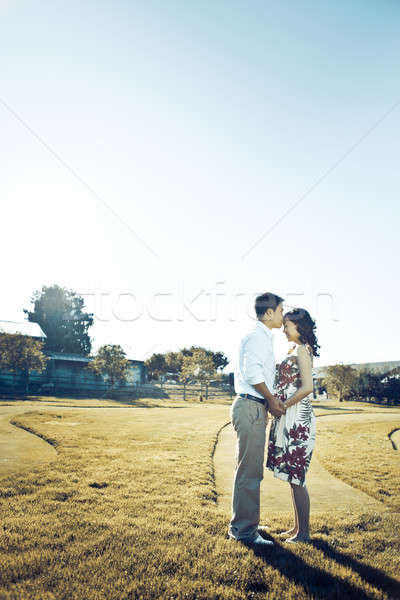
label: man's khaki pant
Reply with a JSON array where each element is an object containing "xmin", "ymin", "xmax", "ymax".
[{"xmin": 228, "ymin": 395, "xmax": 267, "ymax": 541}]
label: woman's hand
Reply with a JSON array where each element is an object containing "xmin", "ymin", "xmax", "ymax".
[{"xmin": 268, "ymin": 395, "xmax": 286, "ymax": 417}]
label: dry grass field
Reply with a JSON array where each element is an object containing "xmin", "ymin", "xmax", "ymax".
[
  {"xmin": 0, "ymin": 398, "xmax": 399, "ymax": 599},
  {"xmin": 315, "ymin": 415, "xmax": 400, "ymax": 511}
]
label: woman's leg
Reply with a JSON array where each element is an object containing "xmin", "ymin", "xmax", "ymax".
[
  {"xmin": 281, "ymin": 484, "xmax": 299, "ymax": 536},
  {"xmin": 286, "ymin": 483, "xmax": 310, "ymax": 541}
]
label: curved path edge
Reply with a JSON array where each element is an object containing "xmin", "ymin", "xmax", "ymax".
[
  {"xmin": 389, "ymin": 428, "xmax": 400, "ymax": 450},
  {"xmin": 0, "ymin": 406, "xmax": 58, "ymax": 478}
]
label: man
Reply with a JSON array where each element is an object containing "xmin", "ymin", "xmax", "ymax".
[{"xmin": 228, "ymin": 292, "xmax": 286, "ymax": 546}]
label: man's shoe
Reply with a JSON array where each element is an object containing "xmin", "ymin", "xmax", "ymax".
[
  {"xmin": 247, "ymin": 533, "xmax": 274, "ymax": 546},
  {"xmin": 228, "ymin": 533, "xmax": 274, "ymax": 546}
]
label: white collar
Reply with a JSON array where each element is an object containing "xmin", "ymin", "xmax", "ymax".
[{"xmin": 256, "ymin": 319, "xmax": 273, "ymax": 338}]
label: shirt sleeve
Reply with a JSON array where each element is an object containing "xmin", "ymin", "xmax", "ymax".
[{"xmin": 242, "ymin": 334, "xmax": 266, "ymax": 385}]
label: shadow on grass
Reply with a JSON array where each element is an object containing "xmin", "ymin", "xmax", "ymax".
[
  {"xmin": 310, "ymin": 538, "xmax": 399, "ymax": 597},
  {"xmin": 240, "ymin": 535, "xmax": 400, "ymax": 599}
]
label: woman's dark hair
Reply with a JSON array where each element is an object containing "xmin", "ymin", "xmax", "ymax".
[
  {"xmin": 255, "ymin": 292, "xmax": 284, "ymax": 319},
  {"xmin": 283, "ymin": 308, "xmax": 320, "ymax": 357}
]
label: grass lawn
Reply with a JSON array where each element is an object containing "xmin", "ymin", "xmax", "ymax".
[
  {"xmin": 315, "ymin": 416, "xmax": 400, "ymax": 511},
  {"xmin": 0, "ymin": 398, "xmax": 399, "ymax": 599}
]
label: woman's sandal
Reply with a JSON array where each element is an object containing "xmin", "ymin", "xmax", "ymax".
[
  {"xmin": 279, "ymin": 529, "xmax": 298, "ymax": 538},
  {"xmin": 284, "ymin": 535, "xmax": 311, "ymax": 544}
]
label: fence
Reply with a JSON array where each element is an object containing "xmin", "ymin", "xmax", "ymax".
[
  {"xmin": 152, "ymin": 381, "xmax": 234, "ymax": 402},
  {"xmin": 0, "ymin": 374, "xmax": 140, "ymax": 399},
  {"xmin": 0, "ymin": 373, "xmax": 235, "ymax": 403}
]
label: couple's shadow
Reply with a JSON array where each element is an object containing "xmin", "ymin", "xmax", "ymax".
[{"xmin": 239, "ymin": 535, "xmax": 399, "ymax": 599}]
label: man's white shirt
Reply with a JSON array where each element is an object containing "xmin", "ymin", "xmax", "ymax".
[{"xmin": 234, "ymin": 320, "xmax": 276, "ymax": 398}]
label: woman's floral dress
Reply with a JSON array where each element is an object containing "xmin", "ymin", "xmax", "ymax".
[{"xmin": 266, "ymin": 345, "xmax": 316, "ymax": 487}]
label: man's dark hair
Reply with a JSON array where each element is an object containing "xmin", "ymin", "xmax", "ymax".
[{"xmin": 255, "ymin": 292, "xmax": 284, "ymax": 319}]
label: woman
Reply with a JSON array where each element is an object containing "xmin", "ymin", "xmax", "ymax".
[{"xmin": 266, "ymin": 308, "xmax": 320, "ymax": 543}]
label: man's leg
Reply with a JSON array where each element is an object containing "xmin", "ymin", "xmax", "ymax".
[{"xmin": 228, "ymin": 397, "xmax": 267, "ymax": 541}]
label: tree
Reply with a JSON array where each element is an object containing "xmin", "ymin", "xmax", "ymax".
[
  {"xmin": 0, "ymin": 333, "xmax": 49, "ymax": 394},
  {"xmin": 144, "ymin": 353, "xmax": 167, "ymax": 381},
  {"xmin": 383, "ymin": 376, "xmax": 400, "ymax": 405},
  {"xmin": 180, "ymin": 349, "xmax": 216, "ymax": 399},
  {"xmin": 145, "ymin": 346, "xmax": 229, "ymax": 383},
  {"xmin": 179, "ymin": 346, "xmax": 229, "ymax": 372},
  {"xmin": 354, "ymin": 369, "xmax": 384, "ymax": 403},
  {"xmin": 86, "ymin": 345, "xmax": 129, "ymax": 390},
  {"xmin": 382, "ymin": 366, "xmax": 400, "ymax": 380},
  {"xmin": 165, "ymin": 351, "xmax": 184, "ymax": 377},
  {"xmin": 381, "ymin": 367, "xmax": 400, "ymax": 405},
  {"xmin": 23, "ymin": 284, "xmax": 94, "ymax": 355},
  {"xmin": 212, "ymin": 350, "xmax": 229, "ymax": 373},
  {"xmin": 323, "ymin": 364, "xmax": 359, "ymax": 402}
]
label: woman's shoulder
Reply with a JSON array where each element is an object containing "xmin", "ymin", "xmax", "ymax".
[{"xmin": 297, "ymin": 343, "xmax": 313, "ymax": 360}]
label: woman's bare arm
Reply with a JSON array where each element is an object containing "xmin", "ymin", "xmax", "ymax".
[{"xmin": 284, "ymin": 345, "xmax": 314, "ymax": 408}]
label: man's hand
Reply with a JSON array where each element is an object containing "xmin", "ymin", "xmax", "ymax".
[
  {"xmin": 268, "ymin": 395, "xmax": 286, "ymax": 417},
  {"xmin": 252, "ymin": 382, "xmax": 286, "ymax": 417}
]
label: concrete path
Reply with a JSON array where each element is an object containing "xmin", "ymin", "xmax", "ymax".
[
  {"xmin": 215, "ymin": 413, "xmax": 399, "ymax": 516},
  {"xmin": 0, "ymin": 406, "xmax": 58, "ymax": 476}
]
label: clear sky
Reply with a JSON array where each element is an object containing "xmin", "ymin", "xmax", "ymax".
[{"xmin": 1, "ymin": 1, "xmax": 399, "ymax": 370}]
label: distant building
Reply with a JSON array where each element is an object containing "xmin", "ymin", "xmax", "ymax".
[
  {"xmin": 0, "ymin": 319, "xmax": 146, "ymax": 395},
  {"xmin": 40, "ymin": 352, "xmax": 146, "ymax": 395},
  {"xmin": 0, "ymin": 319, "xmax": 46, "ymax": 340}
]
